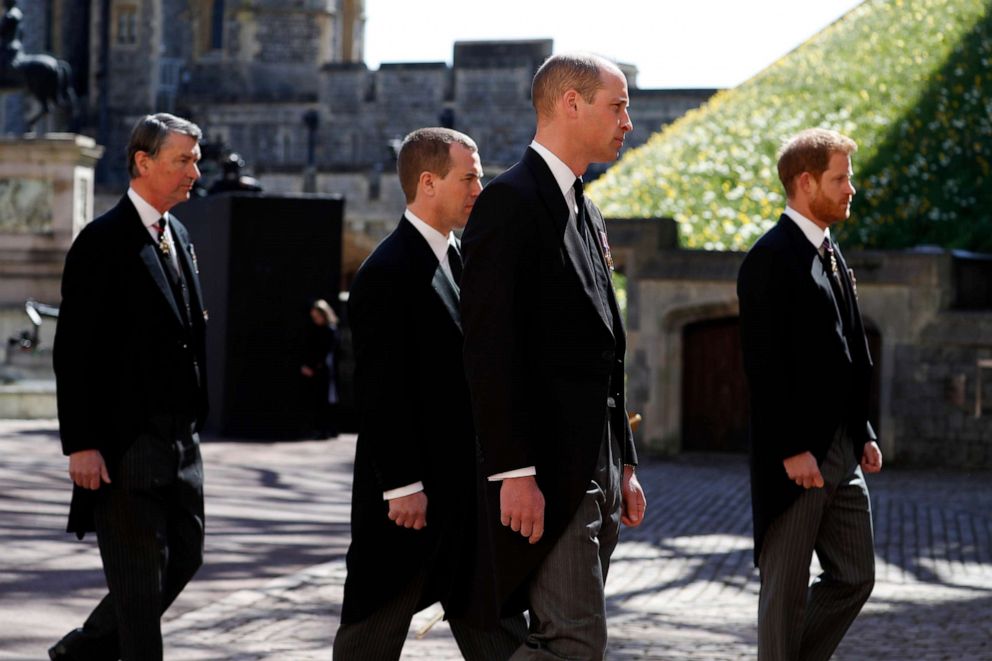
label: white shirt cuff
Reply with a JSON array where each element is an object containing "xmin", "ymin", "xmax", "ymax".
[
  {"xmin": 382, "ymin": 481, "xmax": 424, "ymax": 500},
  {"xmin": 487, "ymin": 466, "xmax": 537, "ymax": 481}
]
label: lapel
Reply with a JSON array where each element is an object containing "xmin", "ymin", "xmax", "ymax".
[
  {"xmin": 397, "ymin": 217, "xmax": 462, "ymax": 333},
  {"xmin": 432, "ymin": 265, "xmax": 461, "ymax": 333},
  {"xmin": 823, "ymin": 235, "xmax": 854, "ymax": 329},
  {"xmin": 119, "ymin": 196, "xmax": 186, "ymax": 327},
  {"xmin": 831, "ymin": 240, "xmax": 873, "ymax": 367},
  {"xmin": 583, "ymin": 201, "xmax": 626, "ymax": 338},
  {"xmin": 522, "ymin": 148, "xmax": 613, "ymax": 336},
  {"xmin": 779, "ymin": 216, "xmax": 851, "ymax": 360},
  {"xmin": 169, "ymin": 214, "xmax": 205, "ymax": 318}
]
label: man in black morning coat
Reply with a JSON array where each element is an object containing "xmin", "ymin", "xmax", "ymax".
[
  {"xmin": 49, "ymin": 113, "xmax": 208, "ymax": 661},
  {"xmin": 334, "ymin": 128, "xmax": 526, "ymax": 660},
  {"xmin": 459, "ymin": 54, "xmax": 647, "ymax": 659},
  {"xmin": 737, "ymin": 128, "xmax": 883, "ymax": 661}
]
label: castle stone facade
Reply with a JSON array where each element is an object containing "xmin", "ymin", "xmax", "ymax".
[{"xmin": 3, "ymin": 1, "xmax": 714, "ymax": 248}]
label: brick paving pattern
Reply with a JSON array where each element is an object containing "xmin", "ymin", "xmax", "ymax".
[{"xmin": 1, "ymin": 420, "xmax": 990, "ymax": 660}]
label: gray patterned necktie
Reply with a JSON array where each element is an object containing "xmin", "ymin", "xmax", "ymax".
[{"xmin": 821, "ymin": 237, "xmax": 846, "ymax": 304}]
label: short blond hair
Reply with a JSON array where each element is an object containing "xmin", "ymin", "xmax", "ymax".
[{"xmin": 777, "ymin": 128, "xmax": 858, "ymax": 198}]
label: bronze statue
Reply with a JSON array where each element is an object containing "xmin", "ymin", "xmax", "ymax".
[{"xmin": 0, "ymin": 0, "xmax": 77, "ymax": 132}]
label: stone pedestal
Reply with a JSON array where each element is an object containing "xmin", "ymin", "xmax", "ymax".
[{"xmin": 0, "ymin": 133, "xmax": 104, "ymax": 306}]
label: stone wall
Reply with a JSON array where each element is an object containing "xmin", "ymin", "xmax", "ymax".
[
  {"xmin": 185, "ymin": 39, "xmax": 714, "ymax": 176},
  {"xmin": 890, "ymin": 311, "xmax": 992, "ymax": 466},
  {"xmin": 2, "ymin": 2, "xmax": 716, "ymax": 258},
  {"xmin": 614, "ymin": 219, "xmax": 992, "ymax": 468}
]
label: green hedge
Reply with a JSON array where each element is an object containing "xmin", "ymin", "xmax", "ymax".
[{"xmin": 590, "ymin": 0, "xmax": 992, "ymax": 252}]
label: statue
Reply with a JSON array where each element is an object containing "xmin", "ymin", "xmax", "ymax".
[
  {"xmin": 0, "ymin": 0, "xmax": 78, "ymax": 132},
  {"xmin": 207, "ymin": 152, "xmax": 263, "ymax": 194}
]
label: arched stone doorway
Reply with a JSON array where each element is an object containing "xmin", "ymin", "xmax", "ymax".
[{"xmin": 679, "ymin": 315, "xmax": 882, "ymax": 453}]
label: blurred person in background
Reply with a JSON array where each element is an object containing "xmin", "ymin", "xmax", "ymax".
[{"xmin": 300, "ymin": 298, "xmax": 340, "ymax": 439}]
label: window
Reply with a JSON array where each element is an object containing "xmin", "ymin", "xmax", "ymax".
[
  {"xmin": 210, "ymin": 0, "xmax": 224, "ymax": 50},
  {"xmin": 114, "ymin": 4, "xmax": 138, "ymax": 46},
  {"xmin": 193, "ymin": 0, "xmax": 224, "ymax": 57}
]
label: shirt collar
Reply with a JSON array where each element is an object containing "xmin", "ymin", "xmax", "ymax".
[
  {"xmin": 530, "ymin": 140, "xmax": 579, "ymax": 200},
  {"xmin": 783, "ymin": 205, "xmax": 831, "ymax": 249},
  {"xmin": 127, "ymin": 187, "xmax": 166, "ymax": 230},
  {"xmin": 404, "ymin": 208, "xmax": 451, "ymax": 264}
]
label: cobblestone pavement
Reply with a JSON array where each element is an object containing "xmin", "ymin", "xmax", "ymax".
[{"xmin": 2, "ymin": 419, "xmax": 990, "ymax": 660}]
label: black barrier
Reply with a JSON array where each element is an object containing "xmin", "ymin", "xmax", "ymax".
[
  {"xmin": 176, "ymin": 193, "xmax": 345, "ymax": 439},
  {"xmin": 952, "ymin": 250, "xmax": 992, "ymax": 310}
]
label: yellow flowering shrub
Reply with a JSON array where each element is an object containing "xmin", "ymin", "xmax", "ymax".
[{"xmin": 590, "ymin": 0, "xmax": 992, "ymax": 251}]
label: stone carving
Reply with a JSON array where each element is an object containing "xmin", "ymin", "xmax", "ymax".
[{"xmin": 0, "ymin": 177, "xmax": 53, "ymax": 232}]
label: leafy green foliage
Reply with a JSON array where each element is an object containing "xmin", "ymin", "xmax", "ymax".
[{"xmin": 590, "ymin": 0, "xmax": 992, "ymax": 251}]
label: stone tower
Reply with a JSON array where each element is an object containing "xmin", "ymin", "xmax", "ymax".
[
  {"xmin": 67, "ymin": 0, "xmax": 366, "ymax": 184},
  {"xmin": 336, "ymin": 0, "xmax": 365, "ymax": 63}
]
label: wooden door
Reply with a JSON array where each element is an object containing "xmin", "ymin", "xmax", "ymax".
[
  {"xmin": 682, "ymin": 317, "xmax": 749, "ymax": 452},
  {"xmin": 681, "ymin": 317, "xmax": 882, "ymax": 453}
]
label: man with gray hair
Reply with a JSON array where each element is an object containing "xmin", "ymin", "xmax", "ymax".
[
  {"xmin": 738, "ymin": 127, "xmax": 882, "ymax": 660},
  {"xmin": 49, "ymin": 113, "xmax": 208, "ymax": 660},
  {"xmin": 460, "ymin": 53, "xmax": 646, "ymax": 658}
]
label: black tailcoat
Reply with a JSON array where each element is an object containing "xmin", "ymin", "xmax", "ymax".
[
  {"xmin": 460, "ymin": 148, "xmax": 638, "ymax": 625},
  {"xmin": 737, "ymin": 214, "xmax": 875, "ymax": 565},
  {"xmin": 54, "ymin": 195, "xmax": 208, "ymax": 537},
  {"xmin": 341, "ymin": 217, "xmax": 478, "ymax": 623}
]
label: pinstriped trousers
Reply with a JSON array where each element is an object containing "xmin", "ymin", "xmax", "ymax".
[
  {"xmin": 332, "ymin": 570, "xmax": 527, "ymax": 660},
  {"xmin": 509, "ymin": 424, "xmax": 622, "ymax": 660},
  {"xmin": 757, "ymin": 430, "xmax": 875, "ymax": 661},
  {"xmin": 55, "ymin": 423, "xmax": 205, "ymax": 661}
]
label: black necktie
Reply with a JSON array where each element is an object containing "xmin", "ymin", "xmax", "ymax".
[
  {"xmin": 447, "ymin": 243, "xmax": 462, "ymax": 286},
  {"xmin": 573, "ymin": 178, "xmax": 587, "ymax": 237},
  {"xmin": 573, "ymin": 177, "xmax": 615, "ymax": 330}
]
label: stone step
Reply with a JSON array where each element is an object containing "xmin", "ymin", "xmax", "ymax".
[{"xmin": 0, "ymin": 379, "xmax": 57, "ymax": 418}]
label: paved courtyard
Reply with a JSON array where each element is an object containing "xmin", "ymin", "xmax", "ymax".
[{"xmin": 1, "ymin": 419, "xmax": 990, "ymax": 660}]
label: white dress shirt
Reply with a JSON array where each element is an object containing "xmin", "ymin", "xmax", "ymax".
[
  {"xmin": 530, "ymin": 139, "xmax": 583, "ymax": 220},
  {"xmin": 405, "ymin": 208, "xmax": 459, "ymax": 288},
  {"xmin": 128, "ymin": 187, "xmax": 181, "ymax": 273},
  {"xmin": 783, "ymin": 205, "xmax": 831, "ymax": 253}
]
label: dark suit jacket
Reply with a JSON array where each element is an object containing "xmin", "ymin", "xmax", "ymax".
[
  {"xmin": 460, "ymin": 147, "xmax": 638, "ymax": 625},
  {"xmin": 54, "ymin": 194, "xmax": 208, "ymax": 538},
  {"xmin": 341, "ymin": 216, "xmax": 478, "ymax": 624},
  {"xmin": 737, "ymin": 214, "xmax": 875, "ymax": 565}
]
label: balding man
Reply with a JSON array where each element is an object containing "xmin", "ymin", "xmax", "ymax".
[{"xmin": 460, "ymin": 53, "xmax": 647, "ymax": 659}]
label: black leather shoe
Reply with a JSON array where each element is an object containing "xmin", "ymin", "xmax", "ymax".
[
  {"xmin": 49, "ymin": 626, "xmax": 119, "ymax": 660},
  {"xmin": 48, "ymin": 628, "xmax": 86, "ymax": 660}
]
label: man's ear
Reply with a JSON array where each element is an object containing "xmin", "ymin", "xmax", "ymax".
[
  {"xmin": 418, "ymin": 170, "xmax": 435, "ymax": 197},
  {"xmin": 133, "ymin": 150, "xmax": 149, "ymax": 175},
  {"xmin": 798, "ymin": 171, "xmax": 815, "ymax": 196},
  {"xmin": 562, "ymin": 89, "xmax": 580, "ymax": 117}
]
